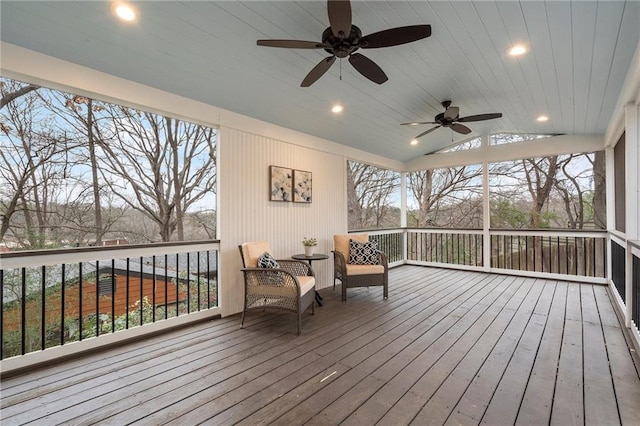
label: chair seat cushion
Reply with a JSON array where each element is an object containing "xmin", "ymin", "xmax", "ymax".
[
  {"xmin": 346, "ymin": 264, "xmax": 385, "ymax": 276},
  {"xmin": 297, "ymin": 276, "xmax": 316, "ymax": 295}
]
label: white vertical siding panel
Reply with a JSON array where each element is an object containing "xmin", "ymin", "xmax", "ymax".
[{"xmin": 219, "ymin": 127, "xmax": 347, "ymax": 316}]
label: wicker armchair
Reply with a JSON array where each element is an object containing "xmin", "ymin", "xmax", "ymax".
[
  {"xmin": 239, "ymin": 241, "xmax": 315, "ymax": 335},
  {"xmin": 332, "ymin": 234, "xmax": 389, "ymax": 302}
]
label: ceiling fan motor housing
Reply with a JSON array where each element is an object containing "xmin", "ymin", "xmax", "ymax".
[{"xmin": 322, "ymin": 25, "xmax": 362, "ymax": 57}]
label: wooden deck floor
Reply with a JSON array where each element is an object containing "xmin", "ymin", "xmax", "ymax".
[{"xmin": 1, "ymin": 266, "xmax": 639, "ymax": 425}]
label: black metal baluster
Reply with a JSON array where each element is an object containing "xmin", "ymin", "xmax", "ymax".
[
  {"xmin": 95, "ymin": 260, "xmax": 100, "ymax": 337},
  {"xmin": 61, "ymin": 264, "xmax": 65, "ymax": 346},
  {"xmin": 152, "ymin": 256, "xmax": 156, "ymax": 323},
  {"xmin": 79, "ymin": 262, "xmax": 83, "ymax": 340},
  {"xmin": 41, "ymin": 265, "xmax": 46, "ymax": 350},
  {"xmin": 126, "ymin": 258, "xmax": 130, "ymax": 329},
  {"xmin": 575, "ymin": 238, "xmax": 579, "ymax": 275},
  {"xmin": 557, "ymin": 237, "xmax": 560, "ymax": 274},
  {"xmin": 175, "ymin": 254, "xmax": 179, "ymax": 316},
  {"xmin": 525, "ymin": 237, "xmax": 529, "ymax": 271},
  {"xmin": 197, "ymin": 251, "xmax": 201, "ymax": 311},
  {"xmin": 111, "ymin": 259, "xmax": 115, "ymax": 333},
  {"xmin": 21, "ymin": 267, "xmax": 26, "ymax": 355},
  {"xmin": 207, "ymin": 250, "xmax": 211, "ymax": 309},
  {"xmin": 583, "ymin": 238, "xmax": 587, "ymax": 276},
  {"xmin": 186, "ymin": 252, "xmax": 191, "ymax": 314},
  {"xmin": 164, "ymin": 254, "xmax": 168, "ymax": 319},
  {"xmin": 139, "ymin": 257, "xmax": 143, "ymax": 326},
  {"xmin": 592, "ymin": 238, "xmax": 596, "ymax": 277},
  {"xmin": 566, "ymin": 237, "xmax": 570, "ymax": 274}
]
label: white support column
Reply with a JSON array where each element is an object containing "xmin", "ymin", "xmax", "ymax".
[
  {"xmin": 400, "ymin": 171, "xmax": 408, "ymax": 262},
  {"xmin": 625, "ymin": 103, "xmax": 639, "ymax": 327},
  {"xmin": 605, "ymin": 147, "xmax": 616, "ymax": 284},
  {"xmin": 400, "ymin": 171, "xmax": 407, "ymax": 228},
  {"xmin": 483, "ymin": 160, "xmax": 491, "ymax": 272}
]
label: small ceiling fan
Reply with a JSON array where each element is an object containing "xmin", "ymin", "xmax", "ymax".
[
  {"xmin": 402, "ymin": 101, "xmax": 503, "ymax": 139},
  {"xmin": 257, "ymin": 0, "xmax": 431, "ymax": 87}
]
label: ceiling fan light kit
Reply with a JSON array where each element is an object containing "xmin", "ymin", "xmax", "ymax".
[{"xmin": 257, "ymin": 0, "xmax": 431, "ymax": 87}]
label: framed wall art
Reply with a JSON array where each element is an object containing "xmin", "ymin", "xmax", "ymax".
[
  {"xmin": 269, "ymin": 165, "xmax": 293, "ymax": 201},
  {"xmin": 293, "ymin": 169, "xmax": 312, "ymax": 203}
]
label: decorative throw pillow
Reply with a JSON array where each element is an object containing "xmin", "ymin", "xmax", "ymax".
[
  {"xmin": 257, "ymin": 252, "xmax": 280, "ymax": 269},
  {"xmin": 349, "ymin": 239, "xmax": 379, "ymax": 265}
]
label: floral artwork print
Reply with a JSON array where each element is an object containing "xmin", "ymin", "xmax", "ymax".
[
  {"xmin": 293, "ymin": 170, "xmax": 312, "ymax": 203},
  {"xmin": 270, "ymin": 166, "xmax": 292, "ymax": 201}
]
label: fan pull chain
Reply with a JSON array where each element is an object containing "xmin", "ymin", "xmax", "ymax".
[{"xmin": 339, "ymin": 59, "xmax": 342, "ymax": 81}]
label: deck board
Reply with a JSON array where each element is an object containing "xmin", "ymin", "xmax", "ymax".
[{"xmin": 1, "ymin": 266, "xmax": 639, "ymax": 426}]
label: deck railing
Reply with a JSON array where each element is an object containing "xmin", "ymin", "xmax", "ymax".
[
  {"xmin": 490, "ymin": 230, "xmax": 607, "ymax": 278},
  {"xmin": 406, "ymin": 229, "xmax": 483, "ymax": 267},
  {"xmin": 352, "ymin": 228, "xmax": 608, "ymax": 281},
  {"xmin": 0, "ymin": 241, "xmax": 219, "ymax": 360}
]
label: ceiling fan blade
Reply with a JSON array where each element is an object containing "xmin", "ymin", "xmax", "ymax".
[
  {"xmin": 444, "ymin": 106, "xmax": 459, "ymax": 120},
  {"xmin": 348, "ymin": 53, "xmax": 388, "ymax": 84},
  {"xmin": 257, "ymin": 40, "xmax": 326, "ymax": 49},
  {"xmin": 451, "ymin": 123, "xmax": 472, "ymax": 134},
  {"xmin": 301, "ymin": 56, "xmax": 336, "ymax": 87},
  {"xmin": 328, "ymin": 0, "xmax": 352, "ymax": 38},
  {"xmin": 400, "ymin": 121, "xmax": 437, "ymax": 126},
  {"xmin": 458, "ymin": 113, "xmax": 503, "ymax": 122},
  {"xmin": 360, "ymin": 25, "xmax": 431, "ymax": 48},
  {"xmin": 415, "ymin": 126, "xmax": 441, "ymax": 139}
]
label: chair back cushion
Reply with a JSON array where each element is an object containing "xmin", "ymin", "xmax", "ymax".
[
  {"xmin": 241, "ymin": 241, "xmax": 271, "ymax": 267},
  {"xmin": 334, "ymin": 234, "xmax": 368, "ymax": 262}
]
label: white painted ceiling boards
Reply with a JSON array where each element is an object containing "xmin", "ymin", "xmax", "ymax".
[{"xmin": 1, "ymin": 1, "xmax": 638, "ymax": 161}]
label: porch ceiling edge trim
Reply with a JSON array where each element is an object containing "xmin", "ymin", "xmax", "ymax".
[
  {"xmin": 404, "ymin": 134, "xmax": 604, "ymax": 171},
  {"xmin": 605, "ymin": 41, "xmax": 640, "ymax": 148}
]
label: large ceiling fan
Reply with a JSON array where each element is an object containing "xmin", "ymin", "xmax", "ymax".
[
  {"xmin": 257, "ymin": 0, "xmax": 431, "ymax": 87},
  {"xmin": 402, "ymin": 101, "xmax": 503, "ymax": 139}
]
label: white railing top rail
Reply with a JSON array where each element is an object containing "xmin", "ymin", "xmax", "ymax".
[
  {"xmin": 349, "ymin": 227, "xmax": 607, "ymax": 238},
  {"xmin": 0, "ymin": 240, "xmax": 220, "ymax": 270}
]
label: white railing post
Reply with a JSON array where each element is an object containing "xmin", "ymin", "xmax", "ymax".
[{"xmin": 482, "ymin": 159, "xmax": 491, "ymax": 271}]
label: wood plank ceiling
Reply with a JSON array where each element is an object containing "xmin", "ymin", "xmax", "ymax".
[{"xmin": 1, "ymin": 1, "xmax": 638, "ymax": 161}]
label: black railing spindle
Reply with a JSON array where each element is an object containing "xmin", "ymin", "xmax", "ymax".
[{"xmin": 41, "ymin": 265, "xmax": 46, "ymax": 350}]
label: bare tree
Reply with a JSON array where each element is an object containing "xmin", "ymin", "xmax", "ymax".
[
  {"xmin": 347, "ymin": 161, "xmax": 400, "ymax": 230},
  {"xmin": 96, "ymin": 106, "xmax": 216, "ymax": 241},
  {"xmin": 408, "ymin": 166, "xmax": 483, "ymax": 228},
  {"xmin": 0, "ymin": 80, "xmax": 70, "ymax": 247}
]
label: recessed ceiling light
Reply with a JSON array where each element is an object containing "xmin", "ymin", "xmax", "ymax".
[
  {"xmin": 536, "ymin": 115, "xmax": 549, "ymax": 122},
  {"xmin": 506, "ymin": 44, "xmax": 527, "ymax": 57},
  {"xmin": 331, "ymin": 104, "xmax": 344, "ymax": 114},
  {"xmin": 111, "ymin": 2, "xmax": 139, "ymax": 23},
  {"xmin": 410, "ymin": 139, "xmax": 419, "ymax": 146}
]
